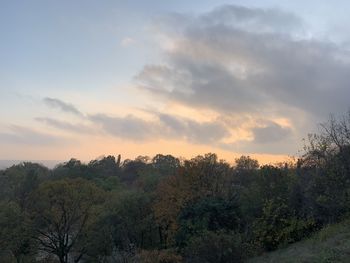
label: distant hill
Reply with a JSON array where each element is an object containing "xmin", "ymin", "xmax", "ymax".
[
  {"xmin": 0, "ymin": 160, "xmax": 62, "ymax": 169},
  {"xmin": 249, "ymin": 219, "xmax": 350, "ymax": 263}
]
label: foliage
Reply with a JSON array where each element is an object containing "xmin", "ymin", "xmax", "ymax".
[
  {"xmin": 176, "ymin": 196, "xmax": 240, "ymax": 247},
  {"xmin": 28, "ymin": 179, "xmax": 105, "ymax": 263},
  {"xmin": 0, "ymin": 201, "xmax": 35, "ymax": 262},
  {"xmin": 249, "ymin": 218, "xmax": 350, "ymax": 263},
  {"xmin": 252, "ymin": 199, "xmax": 316, "ymax": 251}
]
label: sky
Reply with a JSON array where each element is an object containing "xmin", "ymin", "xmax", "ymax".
[{"xmin": 1, "ymin": 0, "xmax": 350, "ymax": 164}]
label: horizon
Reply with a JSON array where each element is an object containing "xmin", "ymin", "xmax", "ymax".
[{"xmin": 0, "ymin": 150, "xmax": 293, "ymax": 170}]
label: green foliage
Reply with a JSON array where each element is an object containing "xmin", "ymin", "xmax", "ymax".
[
  {"xmin": 88, "ymin": 155, "xmax": 121, "ymax": 178},
  {"xmin": 93, "ymin": 176, "xmax": 123, "ymax": 192},
  {"xmin": 253, "ymin": 199, "xmax": 316, "ymax": 251},
  {"xmin": 121, "ymin": 157, "xmax": 151, "ymax": 184},
  {"xmin": 176, "ymin": 196, "xmax": 240, "ymax": 247},
  {"xmin": 0, "ymin": 201, "xmax": 35, "ymax": 262},
  {"xmin": 28, "ymin": 178, "xmax": 106, "ymax": 263},
  {"xmin": 249, "ymin": 218, "xmax": 350, "ymax": 263},
  {"xmin": 106, "ymin": 191, "xmax": 161, "ymax": 250},
  {"xmin": 152, "ymin": 154, "xmax": 180, "ymax": 176},
  {"xmin": 53, "ymin": 158, "xmax": 87, "ymax": 179},
  {"xmin": 0, "ymin": 162, "xmax": 49, "ymax": 208}
]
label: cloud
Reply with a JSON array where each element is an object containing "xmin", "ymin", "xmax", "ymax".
[
  {"xmin": 90, "ymin": 114, "xmax": 158, "ymax": 141},
  {"xmin": 121, "ymin": 37, "xmax": 136, "ymax": 47},
  {"xmin": 158, "ymin": 113, "xmax": 230, "ymax": 144},
  {"xmin": 35, "ymin": 117, "xmax": 94, "ymax": 134},
  {"xmin": 134, "ymin": 5, "xmax": 350, "ymax": 154},
  {"xmin": 34, "ymin": 108, "xmax": 231, "ymax": 147},
  {"xmin": 251, "ymin": 122, "xmax": 292, "ymax": 144},
  {"xmin": 0, "ymin": 125, "xmax": 65, "ymax": 145},
  {"xmin": 137, "ymin": 6, "xmax": 350, "ymax": 117},
  {"xmin": 29, "ymin": 5, "xmax": 350, "ymax": 156},
  {"xmin": 43, "ymin": 97, "xmax": 83, "ymax": 116},
  {"xmin": 89, "ymin": 112, "xmax": 230, "ymax": 145},
  {"xmin": 200, "ymin": 5, "xmax": 303, "ymax": 35}
]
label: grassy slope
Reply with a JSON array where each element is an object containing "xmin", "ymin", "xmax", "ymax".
[{"xmin": 248, "ymin": 219, "xmax": 350, "ymax": 263}]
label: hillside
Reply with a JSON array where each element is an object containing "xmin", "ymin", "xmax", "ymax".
[{"xmin": 249, "ymin": 219, "xmax": 350, "ymax": 263}]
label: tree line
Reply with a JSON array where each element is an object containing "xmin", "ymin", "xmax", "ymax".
[{"xmin": 1, "ymin": 112, "xmax": 350, "ymax": 262}]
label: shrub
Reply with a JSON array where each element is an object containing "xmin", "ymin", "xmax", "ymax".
[{"xmin": 253, "ymin": 199, "xmax": 316, "ymax": 251}]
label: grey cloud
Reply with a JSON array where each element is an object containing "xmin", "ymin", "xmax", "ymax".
[
  {"xmin": 158, "ymin": 113, "xmax": 229, "ymax": 144},
  {"xmin": 0, "ymin": 126, "xmax": 65, "ymax": 145},
  {"xmin": 135, "ymin": 5, "xmax": 350, "ymax": 154},
  {"xmin": 89, "ymin": 113, "xmax": 230, "ymax": 144},
  {"xmin": 43, "ymin": 97, "xmax": 83, "ymax": 116},
  {"xmin": 252, "ymin": 122, "xmax": 292, "ymax": 144},
  {"xmin": 90, "ymin": 114, "xmax": 158, "ymax": 141},
  {"xmin": 201, "ymin": 5, "xmax": 303, "ymax": 34},
  {"xmin": 35, "ymin": 117, "xmax": 94, "ymax": 134},
  {"xmin": 153, "ymin": 5, "xmax": 302, "ymax": 37},
  {"xmin": 138, "ymin": 18, "xmax": 350, "ymax": 118}
]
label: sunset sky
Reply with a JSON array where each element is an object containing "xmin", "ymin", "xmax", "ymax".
[{"xmin": 1, "ymin": 0, "xmax": 350, "ymax": 164}]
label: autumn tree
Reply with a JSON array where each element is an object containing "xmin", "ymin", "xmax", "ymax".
[{"xmin": 153, "ymin": 154, "xmax": 234, "ymax": 247}]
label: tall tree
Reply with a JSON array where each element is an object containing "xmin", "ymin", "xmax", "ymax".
[{"xmin": 28, "ymin": 179, "xmax": 105, "ymax": 263}]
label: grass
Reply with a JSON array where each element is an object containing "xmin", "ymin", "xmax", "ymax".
[{"xmin": 248, "ymin": 219, "xmax": 350, "ymax": 263}]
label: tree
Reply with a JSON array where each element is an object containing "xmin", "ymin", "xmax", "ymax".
[
  {"xmin": 235, "ymin": 156, "xmax": 259, "ymax": 171},
  {"xmin": 28, "ymin": 179, "xmax": 105, "ymax": 263},
  {"xmin": 302, "ymin": 112, "xmax": 350, "ymax": 222},
  {"xmin": 153, "ymin": 154, "xmax": 234, "ymax": 247},
  {"xmin": 252, "ymin": 199, "xmax": 315, "ymax": 251},
  {"xmin": 82, "ymin": 190, "xmax": 161, "ymax": 262},
  {"xmin": 121, "ymin": 157, "xmax": 151, "ymax": 184},
  {"xmin": 0, "ymin": 201, "xmax": 34, "ymax": 263},
  {"xmin": 107, "ymin": 191, "xmax": 160, "ymax": 250},
  {"xmin": 303, "ymin": 111, "xmax": 350, "ymax": 170},
  {"xmin": 87, "ymin": 155, "xmax": 121, "ymax": 178},
  {"xmin": 0, "ymin": 162, "xmax": 49, "ymax": 209},
  {"xmin": 53, "ymin": 159, "xmax": 87, "ymax": 179},
  {"xmin": 176, "ymin": 196, "xmax": 240, "ymax": 248},
  {"xmin": 152, "ymin": 154, "xmax": 180, "ymax": 176},
  {"xmin": 233, "ymin": 156, "xmax": 259, "ymax": 187}
]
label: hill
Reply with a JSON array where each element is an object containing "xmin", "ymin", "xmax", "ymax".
[{"xmin": 249, "ymin": 219, "xmax": 350, "ymax": 263}]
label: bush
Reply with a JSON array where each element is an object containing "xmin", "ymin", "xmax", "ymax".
[{"xmin": 253, "ymin": 199, "xmax": 316, "ymax": 251}]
